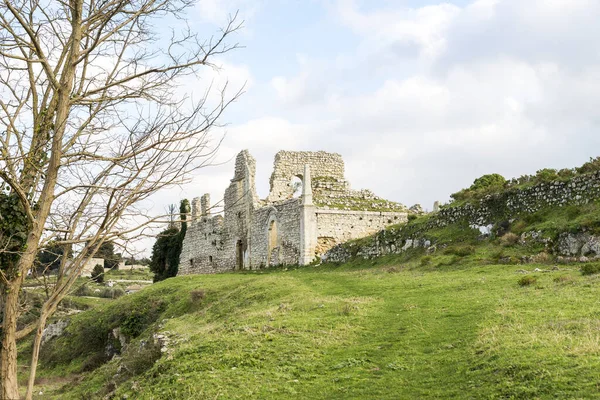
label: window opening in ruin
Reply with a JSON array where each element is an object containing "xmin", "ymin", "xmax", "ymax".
[
  {"xmin": 190, "ymin": 259, "xmax": 194, "ymax": 267},
  {"xmin": 235, "ymin": 240, "xmax": 243, "ymax": 270},
  {"xmin": 267, "ymin": 219, "xmax": 279, "ymax": 266},
  {"xmin": 209, "ymin": 255, "xmax": 213, "ymax": 264},
  {"xmin": 290, "ymin": 176, "xmax": 303, "ymax": 198}
]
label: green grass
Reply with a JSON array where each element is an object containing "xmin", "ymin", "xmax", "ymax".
[
  {"xmin": 512, "ymin": 201, "xmax": 600, "ymax": 237},
  {"xmin": 105, "ymin": 267, "xmax": 153, "ymax": 280},
  {"xmin": 28, "ymin": 258, "xmax": 600, "ymax": 399}
]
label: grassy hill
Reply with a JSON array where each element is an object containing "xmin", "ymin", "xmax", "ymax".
[
  {"xmin": 24, "ymin": 162, "xmax": 600, "ymax": 398},
  {"xmin": 27, "ymin": 254, "xmax": 600, "ymax": 399}
]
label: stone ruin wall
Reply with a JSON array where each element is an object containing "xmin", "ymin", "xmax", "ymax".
[
  {"xmin": 315, "ymin": 209, "xmax": 408, "ymax": 254},
  {"xmin": 179, "ymin": 150, "xmax": 408, "ymax": 274},
  {"xmin": 249, "ymin": 199, "xmax": 302, "ymax": 267},
  {"xmin": 178, "ymin": 215, "xmax": 228, "ymax": 275},
  {"xmin": 267, "ymin": 151, "xmax": 347, "ymax": 202}
]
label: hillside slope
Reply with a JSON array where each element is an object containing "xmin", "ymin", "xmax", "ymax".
[{"xmin": 31, "ymin": 258, "xmax": 600, "ymax": 399}]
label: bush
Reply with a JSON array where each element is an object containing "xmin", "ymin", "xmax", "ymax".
[
  {"xmin": 91, "ymin": 264, "xmax": 104, "ymax": 283},
  {"xmin": 407, "ymin": 214, "xmax": 418, "ymax": 222},
  {"xmin": 531, "ymin": 252, "xmax": 552, "ymax": 264},
  {"xmin": 100, "ymin": 287, "xmax": 125, "ymax": 299},
  {"xmin": 518, "ymin": 276, "xmax": 537, "ymax": 287},
  {"xmin": 450, "ymin": 173, "xmax": 506, "ymax": 202},
  {"xmin": 535, "ymin": 168, "xmax": 558, "ymax": 182},
  {"xmin": 557, "ymin": 168, "xmax": 576, "ymax": 179},
  {"xmin": 74, "ymin": 284, "xmax": 93, "ymax": 297},
  {"xmin": 553, "ymin": 275, "xmax": 573, "ymax": 283},
  {"xmin": 190, "ymin": 289, "xmax": 205, "ymax": 302},
  {"xmin": 420, "ymin": 256, "xmax": 432, "ymax": 266},
  {"xmin": 470, "ymin": 173, "xmax": 507, "ymax": 191},
  {"xmin": 499, "ymin": 233, "xmax": 520, "ymax": 247},
  {"xmin": 576, "ymin": 156, "xmax": 600, "ymax": 175},
  {"xmin": 510, "ymin": 220, "xmax": 528, "ymax": 234},
  {"xmin": 122, "ymin": 337, "xmax": 162, "ymax": 376},
  {"xmin": 443, "ymin": 246, "xmax": 475, "ymax": 257},
  {"xmin": 81, "ymin": 351, "xmax": 111, "ymax": 372},
  {"xmin": 454, "ymin": 246, "xmax": 475, "ymax": 257},
  {"xmin": 581, "ymin": 263, "xmax": 600, "ymax": 276}
]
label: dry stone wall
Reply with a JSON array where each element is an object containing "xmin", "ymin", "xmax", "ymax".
[
  {"xmin": 433, "ymin": 170, "xmax": 600, "ymax": 228},
  {"xmin": 324, "ymin": 170, "xmax": 600, "ymax": 263}
]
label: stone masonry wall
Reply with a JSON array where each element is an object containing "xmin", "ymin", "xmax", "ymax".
[
  {"xmin": 249, "ymin": 199, "xmax": 302, "ymax": 267},
  {"xmin": 178, "ymin": 215, "xmax": 228, "ymax": 275},
  {"xmin": 267, "ymin": 151, "xmax": 347, "ymax": 202},
  {"xmin": 316, "ymin": 210, "xmax": 408, "ymax": 255}
]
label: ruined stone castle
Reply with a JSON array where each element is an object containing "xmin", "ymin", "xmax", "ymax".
[{"xmin": 178, "ymin": 150, "xmax": 409, "ymax": 275}]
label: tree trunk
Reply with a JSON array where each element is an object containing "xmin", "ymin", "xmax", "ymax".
[
  {"xmin": 25, "ymin": 304, "xmax": 51, "ymax": 400},
  {"xmin": 1, "ymin": 284, "xmax": 22, "ymax": 400}
]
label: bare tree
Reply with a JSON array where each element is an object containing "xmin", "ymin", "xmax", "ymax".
[
  {"xmin": 166, "ymin": 203, "xmax": 178, "ymax": 229},
  {"xmin": 0, "ymin": 1, "xmax": 242, "ymax": 398}
]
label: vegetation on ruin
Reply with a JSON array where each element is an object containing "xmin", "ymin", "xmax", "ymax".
[{"xmin": 314, "ymin": 195, "xmax": 407, "ymax": 212}]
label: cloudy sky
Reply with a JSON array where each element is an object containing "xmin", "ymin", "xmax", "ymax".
[{"xmin": 151, "ymin": 0, "xmax": 600, "ymax": 217}]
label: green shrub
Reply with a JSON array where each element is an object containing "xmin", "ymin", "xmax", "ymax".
[
  {"xmin": 407, "ymin": 214, "xmax": 418, "ymax": 222},
  {"xmin": 470, "ymin": 173, "xmax": 507, "ymax": 191},
  {"xmin": 453, "ymin": 246, "xmax": 475, "ymax": 257},
  {"xmin": 576, "ymin": 156, "xmax": 600, "ymax": 175},
  {"xmin": 80, "ymin": 351, "xmax": 111, "ymax": 372},
  {"xmin": 581, "ymin": 263, "xmax": 600, "ymax": 276},
  {"xmin": 420, "ymin": 256, "xmax": 432, "ymax": 266},
  {"xmin": 450, "ymin": 174, "xmax": 506, "ymax": 202},
  {"xmin": 553, "ymin": 275, "xmax": 573, "ymax": 283},
  {"xmin": 74, "ymin": 284, "xmax": 93, "ymax": 297},
  {"xmin": 100, "ymin": 287, "xmax": 125, "ymax": 299},
  {"xmin": 443, "ymin": 246, "xmax": 475, "ymax": 257},
  {"xmin": 91, "ymin": 264, "xmax": 104, "ymax": 283},
  {"xmin": 518, "ymin": 276, "xmax": 537, "ymax": 287},
  {"xmin": 557, "ymin": 168, "xmax": 576, "ymax": 179},
  {"xmin": 121, "ymin": 337, "xmax": 162, "ymax": 376},
  {"xmin": 535, "ymin": 168, "xmax": 558, "ymax": 182},
  {"xmin": 510, "ymin": 220, "xmax": 528, "ymax": 234},
  {"xmin": 523, "ymin": 212, "xmax": 545, "ymax": 224}
]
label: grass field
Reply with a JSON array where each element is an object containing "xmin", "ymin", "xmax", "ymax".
[{"xmin": 29, "ymin": 256, "xmax": 600, "ymax": 399}]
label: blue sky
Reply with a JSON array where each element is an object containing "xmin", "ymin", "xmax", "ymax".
[{"xmin": 150, "ymin": 0, "xmax": 600, "ymax": 218}]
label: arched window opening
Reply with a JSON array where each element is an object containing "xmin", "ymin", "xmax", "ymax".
[
  {"xmin": 267, "ymin": 219, "xmax": 279, "ymax": 266},
  {"xmin": 235, "ymin": 240, "xmax": 243, "ymax": 270},
  {"xmin": 290, "ymin": 176, "xmax": 303, "ymax": 198}
]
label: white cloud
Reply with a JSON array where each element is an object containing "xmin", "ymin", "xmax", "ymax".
[
  {"xmin": 336, "ymin": 0, "xmax": 461, "ymax": 62},
  {"xmin": 238, "ymin": 0, "xmax": 600, "ymax": 210},
  {"xmin": 195, "ymin": 0, "xmax": 262, "ymax": 30},
  {"xmin": 146, "ymin": 0, "xmax": 600, "ymax": 241}
]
